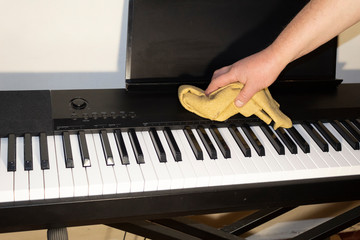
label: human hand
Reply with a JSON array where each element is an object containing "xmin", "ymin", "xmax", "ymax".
[{"xmin": 205, "ymin": 48, "xmax": 285, "ymax": 108}]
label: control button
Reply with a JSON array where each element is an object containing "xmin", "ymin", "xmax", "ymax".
[
  {"xmin": 70, "ymin": 98, "xmax": 88, "ymax": 110},
  {"xmin": 129, "ymin": 112, "xmax": 136, "ymax": 118},
  {"xmin": 119, "ymin": 111, "xmax": 127, "ymax": 119},
  {"xmin": 71, "ymin": 113, "xmax": 78, "ymax": 120},
  {"xmin": 82, "ymin": 113, "xmax": 89, "ymax": 120},
  {"xmin": 92, "ymin": 112, "xmax": 98, "ymax": 120},
  {"xmin": 101, "ymin": 112, "xmax": 108, "ymax": 119}
]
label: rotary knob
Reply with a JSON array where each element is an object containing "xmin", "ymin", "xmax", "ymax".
[{"xmin": 70, "ymin": 98, "xmax": 88, "ymax": 110}]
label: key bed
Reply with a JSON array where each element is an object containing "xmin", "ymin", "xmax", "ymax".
[{"xmin": 2, "ymin": 119, "xmax": 360, "ymax": 204}]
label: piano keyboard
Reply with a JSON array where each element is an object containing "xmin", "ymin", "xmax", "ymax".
[{"xmin": 1, "ymin": 120, "xmax": 360, "ymax": 203}]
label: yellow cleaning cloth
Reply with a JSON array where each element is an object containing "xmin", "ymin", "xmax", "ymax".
[{"xmin": 178, "ymin": 82, "xmax": 292, "ymax": 129}]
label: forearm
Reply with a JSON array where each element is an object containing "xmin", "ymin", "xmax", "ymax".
[{"xmin": 268, "ymin": 0, "xmax": 360, "ymax": 67}]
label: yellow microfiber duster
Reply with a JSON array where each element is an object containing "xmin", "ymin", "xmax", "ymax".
[{"xmin": 178, "ymin": 82, "xmax": 292, "ymax": 129}]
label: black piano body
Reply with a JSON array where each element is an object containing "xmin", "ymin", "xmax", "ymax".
[{"xmin": 1, "ymin": 0, "xmax": 360, "ymax": 239}]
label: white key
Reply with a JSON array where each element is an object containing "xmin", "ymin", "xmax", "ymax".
[
  {"xmin": 135, "ymin": 131, "xmax": 158, "ymax": 191},
  {"xmin": 141, "ymin": 131, "xmax": 172, "ymax": 190},
  {"xmin": 166, "ymin": 129, "xmax": 198, "ymax": 188},
  {"xmin": 54, "ymin": 135, "xmax": 74, "ymax": 198},
  {"xmin": 293, "ymin": 124, "xmax": 330, "ymax": 169},
  {"xmin": 253, "ymin": 126, "xmax": 302, "ymax": 183},
  {"xmin": 324, "ymin": 123, "xmax": 360, "ymax": 168},
  {"xmin": 0, "ymin": 138, "xmax": 14, "ymax": 202},
  {"xmin": 158, "ymin": 129, "xmax": 197, "ymax": 189},
  {"xmin": 154, "ymin": 130, "xmax": 184, "ymax": 189},
  {"xmin": 218, "ymin": 128, "xmax": 256, "ymax": 184},
  {"xmin": 92, "ymin": 133, "xmax": 117, "ymax": 195},
  {"xmin": 84, "ymin": 133, "xmax": 103, "ymax": 196},
  {"xmin": 69, "ymin": 134, "xmax": 89, "ymax": 197},
  {"xmin": 295, "ymin": 124, "xmax": 347, "ymax": 178},
  {"xmin": 14, "ymin": 137, "xmax": 29, "ymax": 201},
  {"xmin": 107, "ymin": 132, "xmax": 131, "ymax": 194},
  {"xmin": 122, "ymin": 132, "xmax": 144, "ymax": 192},
  {"xmin": 310, "ymin": 123, "xmax": 350, "ymax": 168},
  {"xmin": 174, "ymin": 129, "xmax": 209, "ymax": 187},
  {"xmin": 205, "ymin": 127, "xmax": 236, "ymax": 185},
  {"xmin": 192, "ymin": 128, "xmax": 223, "ymax": 186},
  {"xmin": 251, "ymin": 126, "xmax": 292, "ymax": 172},
  {"xmin": 284, "ymin": 128, "xmax": 318, "ymax": 170},
  {"xmin": 29, "ymin": 136, "xmax": 45, "ymax": 200},
  {"xmin": 44, "ymin": 136, "xmax": 60, "ymax": 199},
  {"xmin": 254, "ymin": 126, "xmax": 314, "ymax": 182},
  {"xmin": 238, "ymin": 127, "xmax": 272, "ymax": 174},
  {"xmin": 228, "ymin": 127, "xmax": 259, "ymax": 174}
]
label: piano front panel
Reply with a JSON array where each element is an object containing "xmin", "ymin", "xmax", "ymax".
[{"xmin": 0, "ymin": 84, "xmax": 360, "ymax": 233}]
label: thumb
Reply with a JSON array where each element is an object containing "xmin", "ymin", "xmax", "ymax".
[{"xmin": 234, "ymin": 83, "xmax": 257, "ymax": 108}]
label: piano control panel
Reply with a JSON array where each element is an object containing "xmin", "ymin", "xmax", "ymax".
[
  {"xmin": 50, "ymin": 88, "xmax": 263, "ymax": 132},
  {"xmin": 69, "ymin": 96, "xmax": 137, "ymax": 120},
  {"xmin": 51, "ymin": 89, "xmax": 147, "ymax": 131}
]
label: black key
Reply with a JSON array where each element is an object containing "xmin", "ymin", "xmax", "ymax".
[
  {"xmin": 286, "ymin": 127, "xmax": 310, "ymax": 153},
  {"xmin": 24, "ymin": 133, "xmax": 33, "ymax": 171},
  {"xmin": 342, "ymin": 120, "xmax": 360, "ymax": 142},
  {"xmin": 196, "ymin": 126, "xmax": 217, "ymax": 159},
  {"xmin": 301, "ymin": 122, "xmax": 328, "ymax": 152},
  {"xmin": 275, "ymin": 128, "xmax": 297, "ymax": 154},
  {"xmin": 128, "ymin": 128, "xmax": 145, "ymax": 164},
  {"xmin": 313, "ymin": 121, "xmax": 341, "ymax": 151},
  {"xmin": 228, "ymin": 124, "xmax": 251, "ymax": 157},
  {"xmin": 39, "ymin": 133, "xmax": 50, "ymax": 170},
  {"xmin": 260, "ymin": 124, "xmax": 284, "ymax": 155},
  {"xmin": 100, "ymin": 130, "xmax": 114, "ymax": 166},
  {"xmin": 183, "ymin": 126, "xmax": 203, "ymax": 160},
  {"xmin": 331, "ymin": 120, "xmax": 359, "ymax": 150},
  {"xmin": 353, "ymin": 119, "xmax": 360, "ymax": 130},
  {"xmin": 78, "ymin": 131, "xmax": 91, "ymax": 167},
  {"xmin": 114, "ymin": 130, "xmax": 129, "ymax": 165},
  {"xmin": 62, "ymin": 132, "xmax": 74, "ymax": 168},
  {"xmin": 149, "ymin": 128, "xmax": 166, "ymax": 162},
  {"xmin": 163, "ymin": 127, "xmax": 181, "ymax": 162},
  {"xmin": 241, "ymin": 124, "xmax": 265, "ymax": 156},
  {"xmin": 209, "ymin": 125, "xmax": 231, "ymax": 158},
  {"xmin": 7, "ymin": 134, "xmax": 16, "ymax": 172}
]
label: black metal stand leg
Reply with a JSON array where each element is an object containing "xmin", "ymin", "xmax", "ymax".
[
  {"xmin": 221, "ymin": 207, "xmax": 295, "ymax": 236},
  {"xmin": 153, "ymin": 217, "xmax": 244, "ymax": 240},
  {"xmin": 108, "ymin": 220, "xmax": 199, "ymax": 240},
  {"xmin": 292, "ymin": 205, "xmax": 360, "ymax": 240}
]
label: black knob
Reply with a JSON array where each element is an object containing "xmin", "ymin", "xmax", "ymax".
[{"xmin": 70, "ymin": 98, "xmax": 88, "ymax": 110}]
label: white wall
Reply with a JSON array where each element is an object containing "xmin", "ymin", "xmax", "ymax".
[
  {"xmin": 0, "ymin": 0, "xmax": 359, "ymax": 90},
  {"xmin": 0, "ymin": 0, "xmax": 128, "ymax": 90},
  {"xmin": 337, "ymin": 21, "xmax": 360, "ymax": 83}
]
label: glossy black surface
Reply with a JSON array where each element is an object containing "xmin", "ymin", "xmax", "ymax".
[
  {"xmin": 241, "ymin": 124, "xmax": 265, "ymax": 157},
  {"xmin": 302, "ymin": 122, "xmax": 329, "ymax": 152},
  {"xmin": 314, "ymin": 121, "xmax": 341, "ymax": 151},
  {"xmin": 40, "ymin": 133, "xmax": 50, "ymax": 170},
  {"xmin": 114, "ymin": 130, "xmax": 130, "ymax": 165},
  {"xmin": 62, "ymin": 132, "xmax": 74, "ymax": 168},
  {"xmin": 275, "ymin": 127, "xmax": 297, "ymax": 154}
]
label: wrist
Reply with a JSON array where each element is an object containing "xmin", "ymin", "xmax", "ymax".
[{"xmin": 262, "ymin": 45, "xmax": 290, "ymax": 77}]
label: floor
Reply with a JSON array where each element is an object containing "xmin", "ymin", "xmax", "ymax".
[
  {"xmin": 0, "ymin": 225, "xmax": 145, "ymax": 240},
  {"xmin": 1, "ymin": 201, "xmax": 359, "ymax": 240}
]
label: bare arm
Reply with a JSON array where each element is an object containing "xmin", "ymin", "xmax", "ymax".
[{"xmin": 205, "ymin": 0, "xmax": 360, "ymax": 107}]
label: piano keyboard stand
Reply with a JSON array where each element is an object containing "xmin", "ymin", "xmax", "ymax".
[{"xmin": 107, "ymin": 204, "xmax": 360, "ymax": 240}]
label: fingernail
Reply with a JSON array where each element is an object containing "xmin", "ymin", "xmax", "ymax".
[{"xmin": 235, "ymin": 100, "xmax": 243, "ymax": 108}]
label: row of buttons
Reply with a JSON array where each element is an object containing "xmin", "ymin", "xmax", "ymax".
[{"xmin": 71, "ymin": 111, "xmax": 136, "ymax": 120}]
